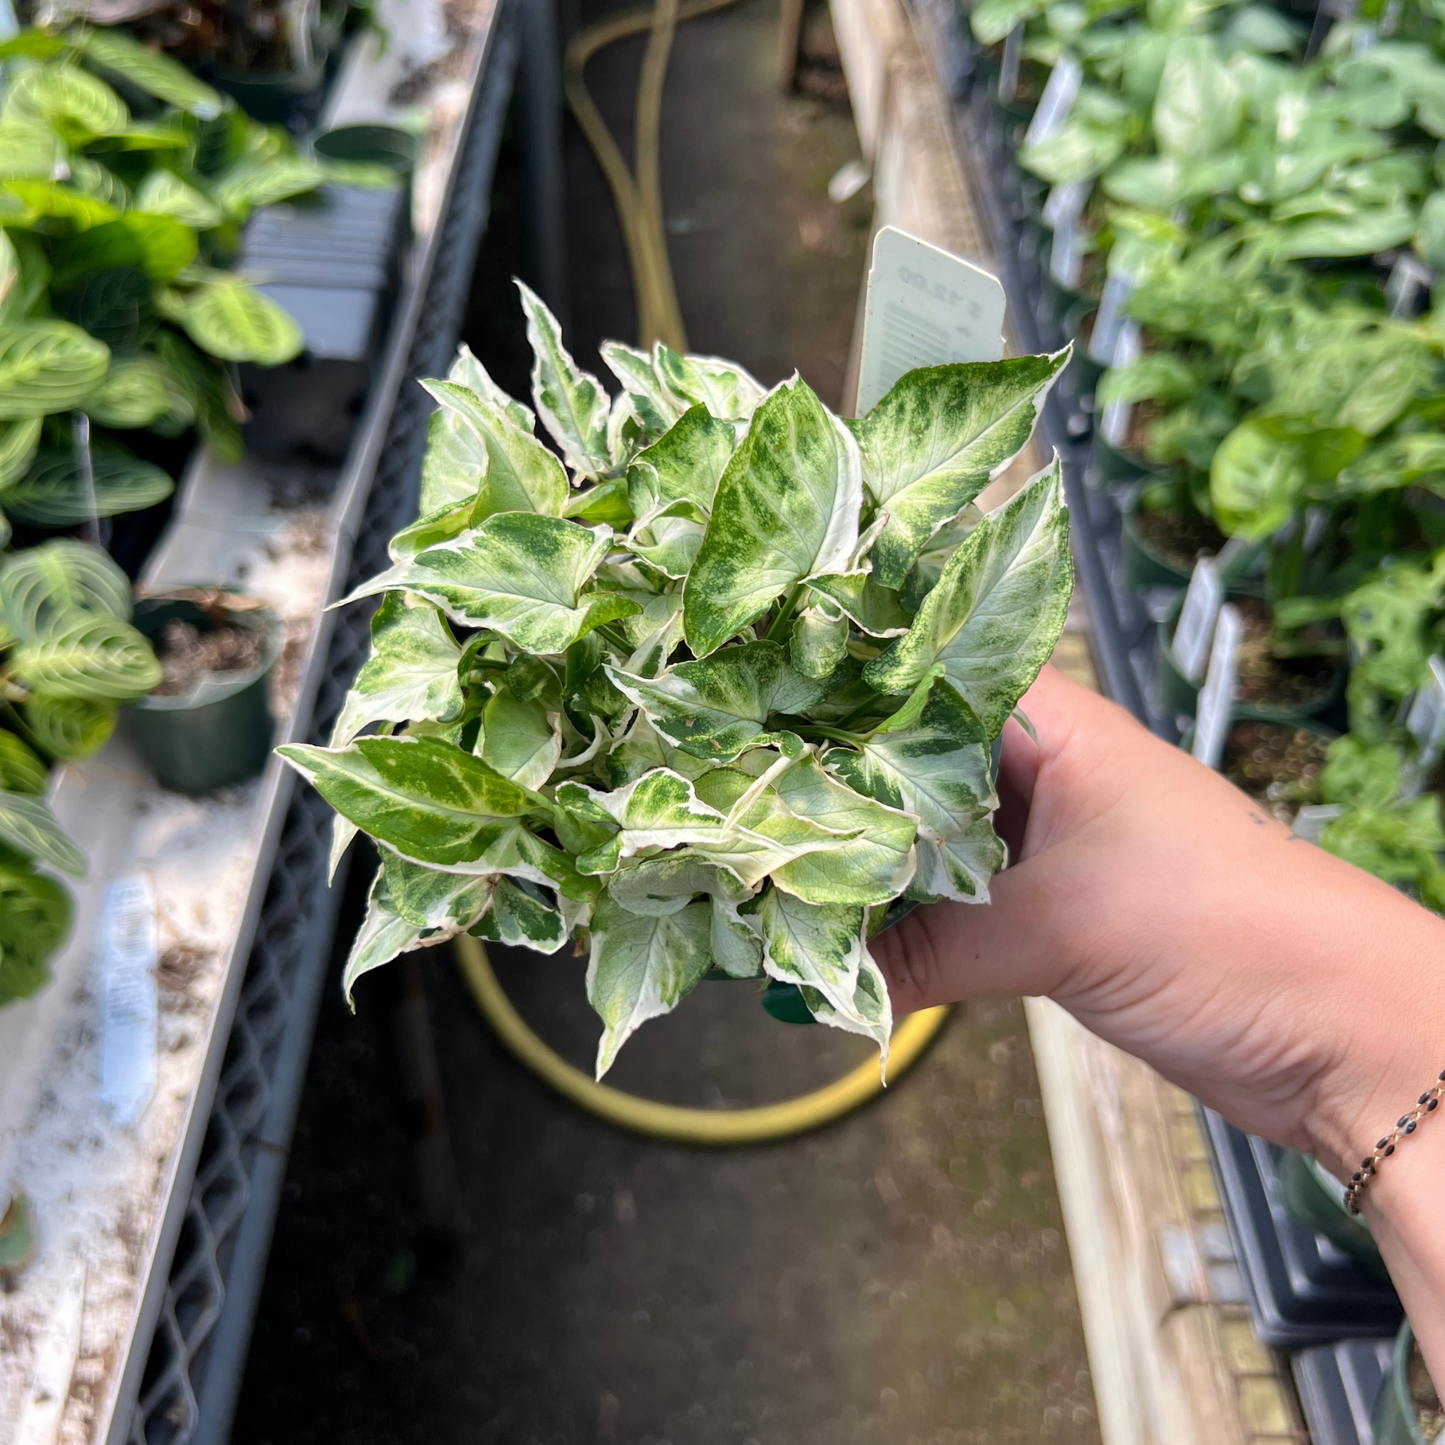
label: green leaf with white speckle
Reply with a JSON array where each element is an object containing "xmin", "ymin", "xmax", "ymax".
[
  {"xmin": 829, "ymin": 676, "xmax": 1004, "ymax": 902},
  {"xmin": 517, "ymin": 280, "xmax": 611, "ymax": 479},
  {"xmin": 339, "ymin": 513, "xmax": 626, "ymax": 655},
  {"xmin": 607, "ymin": 640, "xmax": 826, "ymax": 762},
  {"xmin": 852, "ymin": 352, "xmax": 1069, "ymax": 587},
  {"xmin": 471, "ymin": 876, "xmax": 568, "ymax": 953},
  {"xmin": 330, "ymin": 594, "xmax": 464, "ymax": 746},
  {"xmin": 653, "ymin": 343, "xmax": 765, "ymax": 422},
  {"xmin": 479, "ymin": 685, "xmax": 562, "ymax": 790},
  {"xmin": 556, "ymin": 767, "xmax": 731, "ymax": 873},
  {"xmin": 864, "ymin": 457, "xmax": 1072, "ymax": 733},
  {"xmin": 587, "ymin": 892, "xmax": 714, "ymax": 1077},
  {"xmin": 683, "ymin": 375, "xmax": 863, "ymax": 656}
]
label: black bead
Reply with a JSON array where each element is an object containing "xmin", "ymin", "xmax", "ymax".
[
  {"xmin": 1398, "ymin": 1115, "xmax": 1411, "ymax": 1128},
  {"xmin": 1376, "ymin": 1138, "xmax": 1389, "ymax": 1150},
  {"xmin": 1429, "ymin": 1099, "xmax": 1439, "ymax": 1112},
  {"xmin": 1385, "ymin": 1144, "xmax": 1396, "ymax": 1156},
  {"xmin": 1352, "ymin": 1171, "xmax": 1363, "ymax": 1182},
  {"xmin": 1405, "ymin": 1120, "xmax": 1417, "ymax": 1134},
  {"xmin": 1421, "ymin": 1093, "xmax": 1431, "ymax": 1106}
]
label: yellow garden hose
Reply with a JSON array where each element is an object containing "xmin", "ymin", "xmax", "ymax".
[
  {"xmin": 456, "ymin": 933, "xmax": 951, "ymax": 1144},
  {"xmin": 564, "ymin": 0, "xmax": 744, "ymax": 349}
]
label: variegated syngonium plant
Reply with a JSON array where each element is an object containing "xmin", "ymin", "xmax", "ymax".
[{"xmin": 279, "ymin": 283, "xmax": 1073, "ymax": 1078}]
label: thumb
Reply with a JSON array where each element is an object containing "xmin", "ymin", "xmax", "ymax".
[{"xmin": 871, "ymin": 857, "xmax": 1083, "ymax": 1014}]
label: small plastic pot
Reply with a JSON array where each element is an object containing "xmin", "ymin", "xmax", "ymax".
[
  {"xmin": 1093, "ymin": 431, "xmax": 1162, "ymax": 488},
  {"xmin": 312, "ymin": 123, "xmax": 419, "ymax": 180},
  {"xmin": 1373, "ymin": 1325, "xmax": 1439, "ymax": 1445},
  {"xmin": 1158, "ymin": 594, "xmax": 1346, "ymax": 725},
  {"xmin": 210, "ymin": 56, "xmax": 327, "ymax": 125},
  {"xmin": 1122, "ymin": 505, "xmax": 1194, "ymax": 594},
  {"xmin": 129, "ymin": 592, "xmax": 282, "ymax": 794},
  {"xmin": 1275, "ymin": 1148, "xmax": 1389, "ymax": 1283}
]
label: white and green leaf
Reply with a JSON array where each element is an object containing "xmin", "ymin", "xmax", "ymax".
[
  {"xmin": 329, "ymin": 593, "xmax": 464, "ymax": 747},
  {"xmin": 555, "ymin": 767, "xmax": 730, "ymax": 873},
  {"xmin": 683, "ymin": 375, "xmax": 864, "ymax": 656},
  {"xmin": 517, "ymin": 279, "xmax": 611, "ymax": 478},
  {"xmin": 479, "ymin": 685, "xmax": 562, "ymax": 790},
  {"xmin": 587, "ymin": 893, "xmax": 713, "ymax": 1077},
  {"xmin": 607, "ymin": 639, "xmax": 826, "ymax": 761},
  {"xmin": 851, "ymin": 352, "xmax": 1068, "ymax": 587},
  {"xmin": 864, "ymin": 458, "xmax": 1072, "ymax": 734}
]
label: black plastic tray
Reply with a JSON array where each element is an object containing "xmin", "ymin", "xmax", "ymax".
[
  {"xmin": 1202, "ymin": 1110, "xmax": 1402, "ymax": 1345},
  {"xmin": 1293, "ymin": 1338, "xmax": 1395, "ymax": 1445}
]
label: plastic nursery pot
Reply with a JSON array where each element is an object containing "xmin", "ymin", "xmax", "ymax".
[
  {"xmin": 128, "ymin": 591, "xmax": 283, "ymax": 794},
  {"xmin": 209, "ymin": 56, "xmax": 327, "ymax": 125},
  {"xmin": 1093, "ymin": 431, "xmax": 1164, "ymax": 488},
  {"xmin": 312, "ymin": 123, "xmax": 419, "ymax": 181},
  {"xmin": 1373, "ymin": 1325, "xmax": 1443, "ymax": 1445},
  {"xmin": 1275, "ymin": 1148, "xmax": 1389, "ymax": 1283},
  {"xmin": 1122, "ymin": 504, "xmax": 1195, "ymax": 593}
]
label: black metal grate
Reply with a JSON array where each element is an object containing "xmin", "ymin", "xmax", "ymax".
[{"xmin": 123, "ymin": 15, "xmax": 520, "ymax": 1442}]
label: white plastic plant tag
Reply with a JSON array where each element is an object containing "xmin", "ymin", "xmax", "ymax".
[
  {"xmin": 1402, "ymin": 655, "xmax": 1445, "ymax": 794},
  {"xmin": 1088, "ymin": 270, "xmax": 1135, "ymax": 364},
  {"xmin": 1292, "ymin": 803, "xmax": 1343, "ymax": 844},
  {"xmin": 99, "ymin": 876, "xmax": 158, "ymax": 1127},
  {"xmin": 999, "ymin": 24, "xmax": 1023, "ymax": 101},
  {"xmin": 1041, "ymin": 178, "xmax": 1089, "ymax": 230},
  {"xmin": 1099, "ymin": 321, "xmax": 1141, "ymax": 446},
  {"xmin": 1386, "ymin": 254, "xmax": 1432, "ymax": 318},
  {"xmin": 1192, "ymin": 602, "xmax": 1243, "ymax": 771},
  {"xmin": 13, "ymin": 1262, "xmax": 86, "ymax": 1445},
  {"xmin": 1049, "ymin": 212, "xmax": 1083, "ymax": 289},
  {"xmin": 1173, "ymin": 559, "xmax": 1225, "ymax": 685},
  {"xmin": 855, "ymin": 226, "xmax": 1006, "ymax": 416},
  {"xmin": 1025, "ymin": 55, "xmax": 1083, "ymax": 146}
]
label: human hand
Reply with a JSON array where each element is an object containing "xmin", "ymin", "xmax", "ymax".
[{"xmin": 872, "ymin": 666, "xmax": 1445, "ymax": 1377}]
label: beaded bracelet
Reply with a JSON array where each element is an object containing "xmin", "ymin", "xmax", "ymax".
[{"xmin": 1345, "ymin": 1069, "xmax": 1445, "ymax": 1214}]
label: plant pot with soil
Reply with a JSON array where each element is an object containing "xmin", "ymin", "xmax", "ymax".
[
  {"xmin": 1158, "ymin": 594, "xmax": 1343, "ymax": 721},
  {"xmin": 280, "ymin": 286, "xmax": 1076, "ymax": 1079},
  {"xmin": 1219, "ymin": 718, "xmax": 1335, "ymax": 826},
  {"xmin": 1374, "ymin": 1325, "xmax": 1444, "ymax": 1445},
  {"xmin": 129, "ymin": 590, "xmax": 282, "ymax": 793}
]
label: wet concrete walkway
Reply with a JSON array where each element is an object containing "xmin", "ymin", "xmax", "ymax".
[{"xmin": 233, "ymin": 4, "xmax": 1100, "ymax": 1442}]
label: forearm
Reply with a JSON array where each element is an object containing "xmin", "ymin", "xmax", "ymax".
[{"xmin": 1364, "ymin": 1119, "xmax": 1445, "ymax": 1387}]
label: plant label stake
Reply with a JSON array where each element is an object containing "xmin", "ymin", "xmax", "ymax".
[
  {"xmin": 1402, "ymin": 654, "xmax": 1445, "ymax": 797},
  {"xmin": 1088, "ymin": 270, "xmax": 1135, "ymax": 364},
  {"xmin": 1293, "ymin": 803, "xmax": 1343, "ymax": 843},
  {"xmin": 999, "ymin": 23, "xmax": 1023, "ymax": 101},
  {"xmin": 98, "ymin": 876, "xmax": 158, "ymax": 1127},
  {"xmin": 1193, "ymin": 602, "xmax": 1243, "ymax": 771},
  {"xmin": 1024, "ymin": 54, "xmax": 1082, "ymax": 147},
  {"xmin": 1099, "ymin": 323, "xmax": 1140, "ymax": 446},
  {"xmin": 855, "ymin": 227, "xmax": 1005, "ymax": 415},
  {"xmin": 1174, "ymin": 558, "xmax": 1224, "ymax": 685}
]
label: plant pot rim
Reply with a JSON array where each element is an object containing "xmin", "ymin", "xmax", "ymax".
[{"xmin": 131, "ymin": 590, "xmax": 283, "ymax": 713}]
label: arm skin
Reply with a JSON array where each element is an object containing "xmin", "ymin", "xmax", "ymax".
[{"xmin": 872, "ymin": 665, "xmax": 1445, "ymax": 1384}]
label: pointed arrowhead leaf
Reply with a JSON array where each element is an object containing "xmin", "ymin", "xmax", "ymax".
[
  {"xmin": 683, "ymin": 376, "xmax": 864, "ymax": 656},
  {"xmin": 342, "ymin": 871, "xmax": 422, "ymax": 1005},
  {"xmin": 653, "ymin": 343, "xmax": 765, "ymax": 422},
  {"xmin": 864, "ymin": 458, "xmax": 1072, "ymax": 734},
  {"xmin": 759, "ymin": 890, "xmax": 890, "ymax": 1056},
  {"xmin": 828, "ymin": 678, "xmax": 1004, "ymax": 902},
  {"xmin": 766, "ymin": 756, "xmax": 917, "ymax": 906},
  {"xmin": 587, "ymin": 893, "xmax": 713, "ymax": 1077},
  {"xmin": 556, "ymin": 767, "xmax": 729, "ymax": 873},
  {"xmin": 853, "ymin": 352, "xmax": 1069, "ymax": 587},
  {"xmin": 601, "ymin": 340, "xmax": 687, "ymax": 435},
  {"xmin": 340, "ymin": 513, "xmax": 617, "ymax": 655},
  {"xmin": 626, "ymin": 403, "xmax": 737, "ymax": 523},
  {"xmin": 517, "ymin": 279, "xmax": 611, "ymax": 478},
  {"xmin": 447, "ymin": 342, "xmax": 534, "ymax": 431},
  {"xmin": 421, "ymin": 379, "xmax": 569, "ymax": 517},
  {"xmin": 607, "ymin": 640, "xmax": 827, "ymax": 762},
  {"xmin": 278, "ymin": 736, "xmax": 534, "ymax": 868},
  {"xmin": 330, "ymin": 593, "xmax": 464, "ymax": 747},
  {"xmin": 471, "ymin": 876, "xmax": 568, "ymax": 953}
]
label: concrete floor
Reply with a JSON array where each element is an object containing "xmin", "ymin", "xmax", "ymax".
[{"xmin": 231, "ymin": 4, "xmax": 1100, "ymax": 1442}]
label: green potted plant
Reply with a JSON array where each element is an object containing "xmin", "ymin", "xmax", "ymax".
[
  {"xmin": 128, "ymin": 587, "xmax": 283, "ymax": 793},
  {"xmin": 0, "ymin": 539, "xmax": 162, "ymax": 1006},
  {"xmin": 281, "ymin": 287, "xmax": 1074, "ymax": 1076}
]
